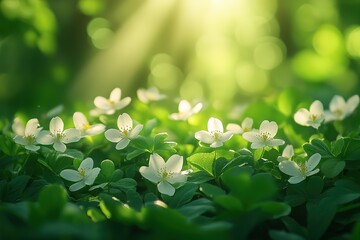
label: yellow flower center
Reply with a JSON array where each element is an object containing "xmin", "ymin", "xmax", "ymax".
[
  {"xmin": 82, "ymin": 122, "xmax": 91, "ymax": 130},
  {"xmin": 162, "ymin": 171, "xmax": 168, "ymax": 178},
  {"xmin": 79, "ymin": 168, "xmax": 86, "ymax": 177},
  {"xmin": 260, "ymin": 131, "xmax": 271, "ymax": 141},
  {"xmin": 310, "ymin": 114, "xmax": 318, "ymax": 122},
  {"xmin": 211, "ymin": 130, "xmax": 221, "ymax": 141}
]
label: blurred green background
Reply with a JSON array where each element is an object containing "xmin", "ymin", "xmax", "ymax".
[{"xmin": 1, "ymin": 0, "xmax": 360, "ymax": 117}]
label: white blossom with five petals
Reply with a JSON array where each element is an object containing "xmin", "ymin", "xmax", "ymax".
[
  {"xmin": 195, "ymin": 117, "xmax": 233, "ymax": 148},
  {"xmin": 73, "ymin": 112, "xmax": 105, "ymax": 137},
  {"xmin": 60, "ymin": 157, "xmax": 100, "ymax": 191},
  {"xmin": 37, "ymin": 117, "xmax": 81, "ymax": 152},
  {"xmin": 169, "ymin": 100, "xmax": 203, "ymax": 121},
  {"xmin": 139, "ymin": 153, "xmax": 187, "ymax": 196},
  {"xmin": 12, "ymin": 118, "xmax": 42, "ymax": 151},
  {"xmin": 226, "ymin": 117, "xmax": 253, "ymax": 135},
  {"xmin": 105, "ymin": 113, "xmax": 143, "ymax": 150},
  {"xmin": 324, "ymin": 95, "xmax": 359, "ymax": 122},
  {"xmin": 242, "ymin": 120, "xmax": 285, "ymax": 149},
  {"xmin": 279, "ymin": 153, "xmax": 321, "ymax": 184},
  {"xmin": 294, "ymin": 100, "xmax": 325, "ymax": 129},
  {"xmin": 137, "ymin": 86, "xmax": 166, "ymax": 104},
  {"xmin": 91, "ymin": 88, "xmax": 131, "ymax": 115}
]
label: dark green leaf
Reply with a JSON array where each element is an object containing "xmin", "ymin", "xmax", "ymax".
[
  {"xmin": 162, "ymin": 183, "xmax": 198, "ymax": 208},
  {"xmin": 100, "ymin": 159, "xmax": 115, "ymax": 180},
  {"xmin": 303, "ymin": 139, "xmax": 334, "ymax": 159},
  {"xmin": 187, "ymin": 152, "xmax": 215, "ymax": 176},
  {"xmin": 321, "ymin": 159, "xmax": 345, "ymax": 178},
  {"xmin": 199, "ymin": 183, "xmax": 225, "ymax": 198}
]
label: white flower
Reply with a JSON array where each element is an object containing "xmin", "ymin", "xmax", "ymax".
[
  {"xmin": 105, "ymin": 113, "xmax": 143, "ymax": 150},
  {"xmin": 169, "ymin": 100, "xmax": 203, "ymax": 121},
  {"xmin": 277, "ymin": 145, "xmax": 294, "ymax": 162},
  {"xmin": 226, "ymin": 117, "xmax": 253, "ymax": 134},
  {"xmin": 73, "ymin": 112, "xmax": 105, "ymax": 137},
  {"xmin": 279, "ymin": 153, "xmax": 321, "ymax": 184},
  {"xmin": 139, "ymin": 153, "xmax": 187, "ymax": 196},
  {"xmin": 60, "ymin": 157, "xmax": 100, "ymax": 191},
  {"xmin": 12, "ymin": 118, "xmax": 41, "ymax": 151},
  {"xmin": 242, "ymin": 120, "xmax": 285, "ymax": 149},
  {"xmin": 91, "ymin": 88, "xmax": 131, "ymax": 115},
  {"xmin": 324, "ymin": 95, "xmax": 359, "ymax": 122},
  {"xmin": 137, "ymin": 86, "xmax": 166, "ymax": 104},
  {"xmin": 294, "ymin": 100, "xmax": 325, "ymax": 129},
  {"xmin": 37, "ymin": 116, "xmax": 81, "ymax": 152},
  {"xmin": 195, "ymin": 117, "xmax": 233, "ymax": 148}
]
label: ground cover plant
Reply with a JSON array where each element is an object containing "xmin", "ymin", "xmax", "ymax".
[{"xmin": 1, "ymin": 87, "xmax": 360, "ymax": 240}]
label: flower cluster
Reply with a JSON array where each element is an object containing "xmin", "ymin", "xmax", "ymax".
[
  {"xmin": 294, "ymin": 95, "xmax": 359, "ymax": 129},
  {"xmin": 11, "ymin": 86, "xmax": 358, "ymax": 195}
]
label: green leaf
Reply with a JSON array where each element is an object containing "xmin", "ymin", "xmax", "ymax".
[
  {"xmin": 214, "ymin": 195, "xmax": 243, "ymax": 211},
  {"xmin": 321, "ymin": 159, "xmax": 345, "ymax": 178},
  {"xmin": 38, "ymin": 184, "xmax": 67, "ymax": 219},
  {"xmin": 126, "ymin": 149, "xmax": 147, "ymax": 160},
  {"xmin": 342, "ymin": 138, "xmax": 360, "ymax": 161},
  {"xmin": 305, "ymin": 176, "xmax": 324, "ymax": 198},
  {"xmin": 58, "ymin": 149, "xmax": 84, "ymax": 161},
  {"xmin": 100, "ymin": 159, "xmax": 115, "ymax": 180},
  {"xmin": 7, "ymin": 175, "xmax": 31, "ymax": 201},
  {"xmin": 162, "ymin": 183, "xmax": 198, "ymax": 208},
  {"xmin": 187, "ymin": 171, "xmax": 214, "ymax": 184},
  {"xmin": 126, "ymin": 189, "xmax": 142, "ymax": 211},
  {"xmin": 253, "ymin": 148, "xmax": 264, "ymax": 161},
  {"xmin": 87, "ymin": 208, "xmax": 106, "ymax": 222},
  {"xmin": 187, "ymin": 152, "xmax": 216, "ymax": 176},
  {"xmin": 269, "ymin": 230, "xmax": 306, "ymax": 240},
  {"xmin": 199, "ymin": 183, "xmax": 225, "ymax": 198},
  {"xmin": 254, "ymin": 201, "xmax": 291, "ymax": 219},
  {"xmin": 330, "ymin": 138, "xmax": 344, "ymax": 157},
  {"xmin": 303, "ymin": 139, "xmax": 334, "ymax": 159},
  {"xmin": 177, "ymin": 198, "xmax": 215, "ymax": 220},
  {"xmin": 110, "ymin": 178, "xmax": 137, "ymax": 192}
]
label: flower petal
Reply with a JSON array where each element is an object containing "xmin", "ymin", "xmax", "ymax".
[
  {"xmin": 259, "ymin": 120, "xmax": 278, "ymax": 138},
  {"xmin": 242, "ymin": 131, "xmax": 260, "ymax": 143},
  {"xmin": 94, "ymin": 96, "xmax": 110, "ymax": 110},
  {"xmin": 12, "ymin": 117, "xmax": 25, "ymax": 136},
  {"xmin": 329, "ymin": 95, "xmax": 345, "ymax": 113},
  {"xmin": 62, "ymin": 129, "xmax": 81, "ymax": 143},
  {"xmin": 25, "ymin": 118, "xmax": 40, "ymax": 137},
  {"xmin": 139, "ymin": 166, "xmax": 160, "ymax": 183},
  {"xmin": 86, "ymin": 124, "xmax": 105, "ymax": 136},
  {"xmin": 69, "ymin": 181, "xmax": 86, "ymax": 192},
  {"xmin": 179, "ymin": 100, "xmax": 191, "ymax": 113},
  {"xmin": 241, "ymin": 117, "xmax": 253, "ymax": 131},
  {"xmin": 288, "ymin": 176, "xmax": 306, "ymax": 184},
  {"xmin": 267, "ymin": 139, "xmax": 285, "ymax": 147},
  {"xmin": 210, "ymin": 141, "xmax": 223, "ymax": 148},
  {"xmin": 219, "ymin": 131, "xmax": 233, "ymax": 142},
  {"xmin": 129, "ymin": 124, "xmax": 143, "ymax": 138},
  {"xmin": 251, "ymin": 142, "xmax": 265, "ymax": 149},
  {"xmin": 294, "ymin": 108, "xmax": 310, "ymax": 126},
  {"xmin": 73, "ymin": 112, "xmax": 88, "ymax": 130},
  {"xmin": 117, "ymin": 113, "xmax": 133, "ymax": 131},
  {"xmin": 208, "ymin": 117, "xmax": 223, "ymax": 132},
  {"xmin": 60, "ymin": 169, "xmax": 83, "ymax": 182},
  {"xmin": 226, "ymin": 123, "xmax": 242, "ymax": 134},
  {"xmin": 50, "ymin": 117, "xmax": 64, "ymax": 135},
  {"xmin": 279, "ymin": 160, "xmax": 302, "ymax": 177},
  {"xmin": 36, "ymin": 131, "xmax": 54, "ymax": 145},
  {"xmin": 149, "ymin": 153, "xmax": 165, "ymax": 172},
  {"xmin": 110, "ymin": 88, "xmax": 121, "ymax": 102},
  {"xmin": 14, "ymin": 135, "xmax": 27, "ymax": 146},
  {"xmin": 345, "ymin": 94, "xmax": 359, "ymax": 115},
  {"xmin": 282, "ymin": 145, "xmax": 294, "ymax": 159},
  {"xmin": 305, "ymin": 153, "xmax": 321, "ymax": 172},
  {"xmin": 79, "ymin": 157, "xmax": 94, "ymax": 171},
  {"xmin": 195, "ymin": 130, "xmax": 213, "ymax": 144},
  {"xmin": 115, "ymin": 138, "xmax": 130, "ymax": 150},
  {"xmin": 137, "ymin": 89, "xmax": 149, "ymax": 103},
  {"xmin": 191, "ymin": 102, "xmax": 203, "ymax": 115},
  {"xmin": 25, "ymin": 145, "xmax": 40, "ymax": 152},
  {"xmin": 105, "ymin": 129, "xmax": 123, "ymax": 143},
  {"xmin": 53, "ymin": 141, "xmax": 66, "ymax": 152},
  {"xmin": 115, "ymin": 97, "xmax": 131, "ymax": 110},
  {"xmin": 165, "ymin": 155, "xmax": 183, "ymax": 173},
  {"xmin": 84, "ymin": 167, "xmax": 100, "ymax": 185},
  {"xmin": 310, "ymin": 100, "xmax": 324, "ymax": 115},
  {"xmin": 167, "ymin": 173, "xmax": 187, "ymax": 184},
  {"xmin": 157, "ymin": 180, "xmax": 175, "ymax": 196},
  {"xmin": 306, "ymin": 168, "xmax": 320, "ymax": 177}
]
